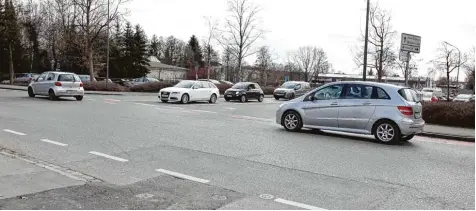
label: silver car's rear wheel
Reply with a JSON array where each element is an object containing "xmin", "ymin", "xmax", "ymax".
[
  {"xmin": 374, "ymin": 120, "xmax": 401, "ymax": 144},
  {"xmin": 283, "ymin": 111, "xmax": 302, "ymax": 132}
]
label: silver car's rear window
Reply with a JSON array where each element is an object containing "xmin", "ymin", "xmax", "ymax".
[
  {"xmin": 398, "ymin": 88, "xmax": 419, "ymax": 102},
  {"xmin": 58, "ymin": 74, "xmax": 75, "ymax": 82}
]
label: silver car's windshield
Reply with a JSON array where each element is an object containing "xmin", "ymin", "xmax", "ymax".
[
  {"xmin": 174, "ymin": 81, "xmax": 195, "ymax": 88},
  {"xmin": 281, "ymin": 82, "xmax": 297, "ymax": 89}
]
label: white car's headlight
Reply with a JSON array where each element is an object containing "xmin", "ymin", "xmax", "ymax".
[
  {"xmin": 279, "ymin": 103, "xmax": 285, "ymax": 108},
  {"xmin": 172, "ymin": 92, "xmax": 180, "ymax": 94}
]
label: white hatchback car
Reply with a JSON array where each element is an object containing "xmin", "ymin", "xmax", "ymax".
[
  {"xmin": 28, "ymin": 71, "xmax": 85, "ymax": 101},
  {"xmin": 159, "ymin": 80, "xmax": 220, "ymax": 104}
]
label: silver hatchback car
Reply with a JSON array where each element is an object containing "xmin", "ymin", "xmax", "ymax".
[
  {"xmin": 276, "ymin": 81, "xmax": 425, "ymax": 144},
  {"xmin": 28, "ymin": 71, "xmax": 85, "ymax": 101}
]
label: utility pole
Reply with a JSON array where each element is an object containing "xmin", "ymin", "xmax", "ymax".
[
  {"xmin": 106, "ymin": 0, "xmax": 110, "ymax": 89},
  {"xmin": 362, "ymin": 0, "xmax": 370, "ymax": 81},
  {"xmin": 404, "ymin": 51, "xmax": 410, "ymax": 87}
]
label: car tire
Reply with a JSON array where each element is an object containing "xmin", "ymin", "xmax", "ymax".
[
  {"xmin": 28, "ymin": 87, "xmax": 35, "ymax": 97},
  {"xmin": 240, "ymin": 95, "xmax": 247, "ymax": 103},
  {"xmin": 161, "ymin": 100, "xmax": 168, "ymax": 103},
  {"xmin": 373, "ymin": 120, "xmax": 401, "ymax": 144},
  {"xmin": 401, "ymin": 134, "xmax": 415, "ymax": 142},
  {"xmin": 289, "ymin": 93, "xmax": 295, "ymax": 100},
  {"xmin": 181, "ymin": 94, "xmax": 189, "ymax": 104},
  {"xmin": 282, "ymin": 110, "xmax": 303, "ymax": 132},
  {"xmin": 274, "ymin": 96, "xmax": 280, "ymax": 100},
  {"xmin": 48, "ymin": 89, "xmax": 58, "ymax": 101},
  {"xmin": 225, "ymin": 97, "xmax": 230, "ymax": 102},
  {"xmin": 209, "ymin": 94, "xmax": 217, "ymax": 104},
  {"xmin": 75, "ymin": 96, "xmax": 83, "ymax": 101},
  {"xmin": 258, "ymin": 94, "xmax": 264, "ymax": 102}
]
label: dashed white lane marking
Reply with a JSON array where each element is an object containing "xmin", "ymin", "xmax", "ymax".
[
  {"xmin": 40, "ymin": 139, "xmax": 68, "ymax": 147},
  {"xmin": 231, "ymin": 115, "xmax": 274, "ymax": 122},
  {"xmin": 274, "ymin": 198, "xmax": 326, "ymax": 210},
  {"xmin": 162, "ymin": 105, "xmax": 184, "ymax": 110},
  {"xmin": 86, "ymin": 98, "xmax": 96, "ymax": 101},
  {"xmin": 104, "ymin": 98, "xmax": 121, "ymax": 102},
  {"xmin": 133, "ymin": 102, "xmax": 157, "ymax": 107},
  {"xmin": 105, "ymin": 101, "xmax": 117, "ymax": 105},
  {"xmin": 190, "ymin": 109, "xmax": 218, "ymax": 114},
  {"xmin": 89, "ymin": 151, "xmax": 128, "ymax": 162},
  {"xmin": 223, "ymin": 107, "xmax": 236, "ymax": 110},
  {"xmin": 156, "ymin": 169, "xmax": 210, "ymax": 184},
  {"xmin": 3, "ymin": 129, "xmax": 26, "ymax": 136}
]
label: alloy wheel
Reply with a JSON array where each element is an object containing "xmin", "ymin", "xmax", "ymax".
[
  {"xmin": 284, "ymin": 113, "xmax": 299, "ymax": 130},
  {"xmin": 376, "ymin": 123, "xmax": 395, "ymax": 142}
]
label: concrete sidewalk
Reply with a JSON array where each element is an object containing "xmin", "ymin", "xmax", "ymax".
[
  {"xmin": 0, "ymin": 148, "xmax": 86, "ymax": 200},
  {"xmin": 422, "ymin": 124, "xmax": 475, "ymax": 142}
]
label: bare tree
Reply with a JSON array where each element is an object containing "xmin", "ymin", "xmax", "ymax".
[
  {"xmin": 394, "ymin": 56, "xmax": 422, "ymax": 79},
  {"xmin": 73, "ymin": 0, "xmax": 126, "ymax": 81},
  {"xmin": 352, "ymin": 3, "xmax": 396, "ymax": 81},
  {"xmin": 310, "ymin": 48, "xmax": 330, "ymax": 82},
  {"xmin": 218, "ymin": 0, "xmax": 264, "ymax": 82},
  {"xmin": 431, "ymin": 41, "xmax": 468, "ymax": 101},
  {"xmin": 203, "ymin": 16, "xmax": 218, "ymax": 79},
  {"xmin": 254, "ymin": 45, "xmax": 273, "ymax": 86},
  {"xmin": 464, "ymin": 46, "xmax": 475, "ymax": 92}
]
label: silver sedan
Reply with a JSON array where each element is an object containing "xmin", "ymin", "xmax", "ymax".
[{"xmin": 276, "ymin": 81, "xmax": 425, "ymax": 144}]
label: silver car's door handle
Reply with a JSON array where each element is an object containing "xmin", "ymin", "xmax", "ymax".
[
  {"xmin": 330, "ymin": 102, "xmax": 339, "ymax": 106},
  {"xmin": 362, "ymin": 102, "xmax": 371, "ymax": 105}
]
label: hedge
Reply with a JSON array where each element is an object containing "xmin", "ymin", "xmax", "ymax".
[
  {"xmin": 83, "ymin": 81, "xmax": 130, "ymax": 92},
  {"xmin": 130, "ymin": 81, "xmax": 177, "ymax": 92},
  {"xmin": 422, "ymin": 101, "xmax": 475, "ymax": 128}
]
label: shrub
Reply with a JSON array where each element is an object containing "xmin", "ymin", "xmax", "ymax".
[
  {"xmin": 83, "ymin": 81, "xmax": 130, "ymax": 92},
  {"xmin": 422, "ymin": 101, "xmax": 475, "ymax": 128},
  {"xmin": 262, "ymin": 86, "xmax": 275, "ymax": 95},
  {"xmin": 215, "ymin": 84, "xmax": 233, "ymax": 94},
  {"xmin": 130, "ymin": 81, "xmax": 177, "ymax": 92}
]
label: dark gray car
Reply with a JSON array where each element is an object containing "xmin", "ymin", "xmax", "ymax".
[{"xmin": 273, "ymin": 81, "xmax": 311, "ymax": 100}]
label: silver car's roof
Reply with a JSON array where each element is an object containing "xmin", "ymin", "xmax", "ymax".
[
  {"xmin": 323, "ymin": 81, "xmax": 407, "ymax": 91},
  {"xmin": 43, "ymin": 71, "xmax": 78, "ymax": 75}
]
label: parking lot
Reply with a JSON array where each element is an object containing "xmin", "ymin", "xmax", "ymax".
[{"xmin": 0, "ymin": 89, "xmax": 474, "ymax": 210}]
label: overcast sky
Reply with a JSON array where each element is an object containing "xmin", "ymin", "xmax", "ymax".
[{"xmin": 124, "ymin": 0, "xmax": 476, "ymax": 80}]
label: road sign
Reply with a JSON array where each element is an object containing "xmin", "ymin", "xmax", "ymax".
[
  {"xmin": 399, "ymin": 51, "xmax": 410, "ymax": 62},
  {"xmin": 401, "ymin": 33, "xmax": 421, "ymax": 53}
]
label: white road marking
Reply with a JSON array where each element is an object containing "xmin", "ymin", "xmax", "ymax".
[
  {"xmin": 86, "ymin": 98, "xmax": 96, "ymax": 101},
  {"xmin": 190, "ymin": 109, "xmax": 217, "ymax": 114},
  {"xmin": 162, "ymin": 105, "xmax": 184, "ymax": 110},
  {"xmin": 40, "ymin": 139, "xmax": 68, "ymax": 147},
  {"xmin": 105, "ymin": 98, "xmax": 121, "ymax": 102},
  {"xmin": 3, "ymin": 129, "xmax": 26, "ymax": 136},
  {"xmin": 133, "ymin": 102, "xmax": 157, "ymax": 107},
  {"xmin": 89, "ymin": 151, "xmax": 128, "ymax": 162},
  {"xmin": 105, "ymin": 101, "xmax": 117, "ymax": 105},
  {"xmin": 274, "ymin": 198, "xmax": 326, "ymax": 210},
  {"xmin": 223, "ymin": 107, "xmax": 236, "ymax": 110},
  {"xmin": 231, "ymin": 115, "xmax": 274, "ymax": 122},
  {"xmin": 156, "ymin": 169, "xmax": 209, "ymax": 184}
]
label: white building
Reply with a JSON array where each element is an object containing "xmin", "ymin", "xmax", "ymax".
[{"xmin": 146, "ymin": 57, "xmax": 188, "ymax": 81}]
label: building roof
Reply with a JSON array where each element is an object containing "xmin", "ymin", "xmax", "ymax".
[{"xmin": 148, "ymin": 56, "xmax": 188, "ymax": 71}]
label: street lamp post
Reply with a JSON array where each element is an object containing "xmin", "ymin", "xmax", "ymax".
[
  {"xmin": 106, "ymin": 0, "xmax": 110, "ymax": 89},
  {"xmin": 362, "ymin": 0, "xmax": 370, "ymax": 81}
]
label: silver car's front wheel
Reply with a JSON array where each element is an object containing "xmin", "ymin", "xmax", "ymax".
[
  {"xmin": 283, "ymin": 111, "xmax": 302, "ymax": 132},
  {"xmin": 374, "ymin": 121, "xmax": 401, "ymax": 144}
]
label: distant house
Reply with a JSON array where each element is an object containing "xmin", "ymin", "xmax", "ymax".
[{"xmin": 146, "ymin": 56, "xmax": 188, "ymax": 80}]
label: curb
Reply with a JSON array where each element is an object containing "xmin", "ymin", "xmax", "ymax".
[{"xmin": 418, "ymin": 132, "xmax": 475, "ymax": 142}]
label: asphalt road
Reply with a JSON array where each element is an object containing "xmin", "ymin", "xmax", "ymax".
[{"xmin": 0, "ymin": 89, "xmax": 474, "ymax": 210}]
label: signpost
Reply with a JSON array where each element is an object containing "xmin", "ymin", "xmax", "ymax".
[{"xmin": 400, "ymin": 33, "xmax": 421, "ymax": 86}]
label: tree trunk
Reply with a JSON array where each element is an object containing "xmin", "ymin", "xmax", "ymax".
[
  {"xmin": 52, "ymin": 36, "xmax": 58, "ymax": 71},
  {"xmin": 87, "ymin": 42, "xmax": 95, "ymax": 81},
  {"xmin": 446, "ymin": 70, "xmax": 450, "ymax": 102},
  {"xmin": 8, "ymin": 42, "xmax": 14, "ymax": 85}
]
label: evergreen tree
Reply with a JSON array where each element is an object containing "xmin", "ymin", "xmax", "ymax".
[
  {"xmin": 187, "ymin": 35, "xmax": 203, "ymax": 67},
  {"xmin": 149, "ymin": 34, "xmax": 160, "ymax": 59},
  {"xmin": 132, "ymin": 24, "xmax": 150, "ymax": 77},
  {"xmin": 108, "ymin": 20, "xmax": 124, "ymax": 78},
  {"xmin": 122, "ymin": 22, "xmax": 135, "ymax": 78}
]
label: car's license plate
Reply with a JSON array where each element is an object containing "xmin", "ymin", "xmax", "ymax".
[
  {"xmin": 67, "ymin": 90, "xmax": 74, "ymax": 94},
  {"xmin": 226, "ymin": 95, "xmax": 232, "ymax": 97},
  {"xmin": 162, "ymin": 95, "xmax": 169, "ymax": 98}
]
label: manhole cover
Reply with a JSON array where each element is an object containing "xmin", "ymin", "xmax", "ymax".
[
  {"xmin": 135, "ymin": 193, "xmax": 154, "ymax": 199},
  {"xmin": 212, "ymin": 195, "xmax": 227, "ymax": 201},
  {"xmin": 259, "ymin": 194, "xmax": 274, "ymax": 200}
]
